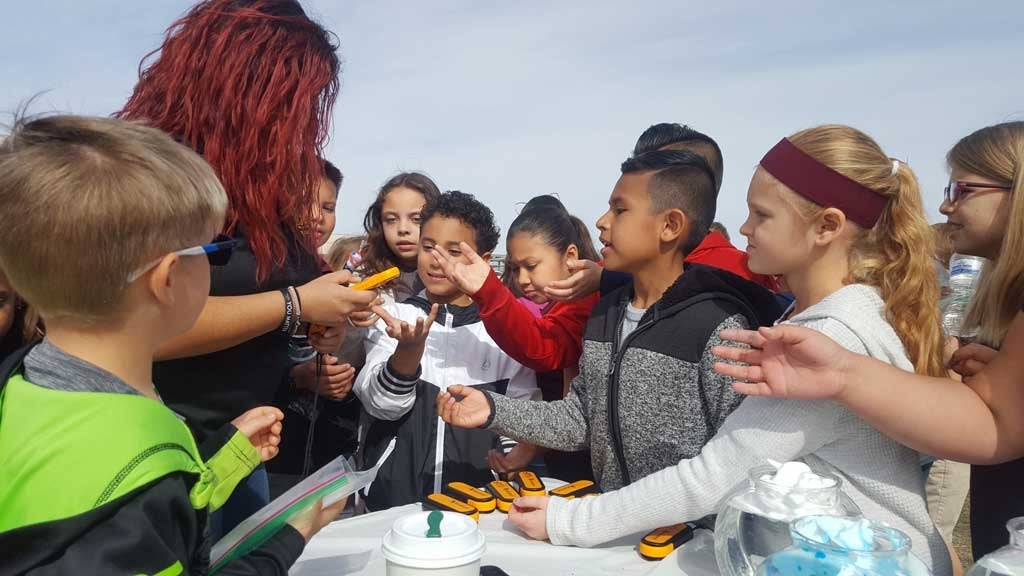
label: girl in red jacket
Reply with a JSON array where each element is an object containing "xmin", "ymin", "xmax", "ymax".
[{"xmin": 432, "ymin": 195, "xmax": 600, "ymax": 480}]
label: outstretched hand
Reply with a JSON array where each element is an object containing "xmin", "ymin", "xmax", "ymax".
[
  {"xmin": 431, "ymin": 242, "xmax": 491, "ymax": 296},
  {"xmin": 436, "ymin": 384, "xmax": 492, "ymax": 428},
  {"xmin": 542, "ymin": 259, "xmax": 601, "ymax": 301},
  {"xmin": 375, "ymin": 303, "xmax": 440, "ymax": 349},
  {"xmin": 231, "ymin": 406, "xmax": 284, "ymax": 462},
  {"xmin": 712, "ymin": 325, "xmax": 852, "ymax": 400}
]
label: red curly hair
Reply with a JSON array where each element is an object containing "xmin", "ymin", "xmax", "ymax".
[{"xmin": 118, "ymin": 0, "xmax": 339, "ymax": 282}]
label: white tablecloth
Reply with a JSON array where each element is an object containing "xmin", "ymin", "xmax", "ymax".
[{"xmin": 290, "ymin": 503, "xmax": 721, "ymax": 576}]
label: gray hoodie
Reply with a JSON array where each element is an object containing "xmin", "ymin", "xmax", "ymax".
[
  {"xmin": 542, "ymin": 284, "xmax": 951, "ymax": 576},
  {"xmin": 484, "ymin": 264, "xmax": 783, "ymax": 491}
]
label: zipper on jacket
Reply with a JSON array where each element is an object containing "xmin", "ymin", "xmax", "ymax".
[
  {"xmin": 604, "ymin": 291, "xmax": 756, "ymax": 488},
  {"xmin": 433, "ymin": 304, "xmax": 454, "ymax": 494},
  {"xmin": 606, "ymin": 300, "xmax": 658, "ymax": 488}
]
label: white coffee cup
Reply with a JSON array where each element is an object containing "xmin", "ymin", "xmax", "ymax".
[{"xmin": 382, "ymin": 511, "xmax": 486, "ymax": 576}]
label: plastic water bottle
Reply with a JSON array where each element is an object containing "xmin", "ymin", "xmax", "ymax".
[
  {"xmin": 941, "ymin": 254, "xmax": 985, "ymax": 339},
  {"xmin": 967, "ymin": 517, "xmax": 1024, "ymax": 575}
]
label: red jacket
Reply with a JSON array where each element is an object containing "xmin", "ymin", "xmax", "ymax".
[
  {"xmin": 684, "ymin": 231, "xmax": 778, "ymax": 291},
  {"xmin": 473, "ymin": 270, "xmax": 600, "ymax": 373}
]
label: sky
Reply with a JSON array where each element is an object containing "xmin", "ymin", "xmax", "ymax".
[{"xmin": 2, "ymin": 1, "xmax": 1022, "ymax": 251}]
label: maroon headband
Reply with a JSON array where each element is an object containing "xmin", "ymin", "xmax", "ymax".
[{"xmin": 760, "ymin": 138, "xmax": 888, "ymax": 228}]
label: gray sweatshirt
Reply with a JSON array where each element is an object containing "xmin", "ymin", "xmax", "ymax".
[
  {"xmin": 485, "ymin": 264, "xmax": 784, "ymax": 491},
  {"xmin": 543, "ymin": 284, "xmax": 951, "ymax": 576}
]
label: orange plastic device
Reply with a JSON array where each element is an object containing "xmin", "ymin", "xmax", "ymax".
[
  {"xmin": 486, "ymin": 480, "xmax": 520, "ymax": 512},
  {"xmin": 548, "ymin": 479, "xmax": 600, "ymax": 500},
  {"xmin": 424, "ymin": 493, "xmax": 480, "ymax": 522},
  {"xmin": 444, "ymin": 482, "xmax": 497, "ymax": 514},
  {"xmin": 637, "ymin": 523, "xmax": 694, "ymax": 560},
  {"xmin": 511, "ymin": 471, "xmax": 546, "ymax": 497},
  {"xmin": 309, "ymin": 267, "xmax": 400, "ymax": 336}
]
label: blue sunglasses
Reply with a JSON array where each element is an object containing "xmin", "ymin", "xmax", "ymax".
[{"xmin": 128, "ymin": 234, "xmax": 240, "ymax": 283}]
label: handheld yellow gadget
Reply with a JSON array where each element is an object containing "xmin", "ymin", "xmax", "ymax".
[{"xmin": 310, "ymin": 267, "xmax": 400, "ymax": 336}]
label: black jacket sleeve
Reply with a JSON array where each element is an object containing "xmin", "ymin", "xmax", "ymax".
[{"xmin": 2, "ymin": 474, "xmax": 304, "ymax": 576}]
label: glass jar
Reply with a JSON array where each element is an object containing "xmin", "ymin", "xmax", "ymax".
[
  {"xmin": 715, "ymin": 465, "xmax": 861, "ymax": 576},
  {"xmin": 756, "ymin": 516, "xmax": 917, "ymax": 576},
  {"xmin": 968, "ymin": 517, "xmax": 1024, "ymax": 576}
]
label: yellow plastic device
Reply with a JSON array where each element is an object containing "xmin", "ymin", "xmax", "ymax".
[
  {"xmin": 637, "ymin": 523, "xmax": 694, "ymax": 560},
  {"xmin": 310, "ymin": 267, "xmax": 400, "ymax": 336},
  {"xmin": 486, "ymin": 480, "xmax": 520, "ymax": 513},
  {"xmin": 424, "ymin": 493, "xmax": 480, "ymax": 522},
  {"xmin": 444, "ymin": 482, "xmax": 497, "ymax": 514},
  {"xmin": 511, "ymin": 471, "xmax": 546, "ymax": 497},
  {"xmin": 548, "ymin": 479, "xmax": 600, "ymax": 500}
]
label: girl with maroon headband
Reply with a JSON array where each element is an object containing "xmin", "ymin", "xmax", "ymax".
[
  {"xmin": 506, "ymin": 125, "xmax": 952, "ymax": 574},
  {"xmin": 118, "ymin": 0, "xmax": 376, "ymax": 536},
  {"xmin": 716, "ymin": 122, "xmax": 1024, "ymax": 565}
]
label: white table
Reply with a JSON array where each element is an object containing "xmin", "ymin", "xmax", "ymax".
[{"xmin": 290, "ymin": 503, "xmax": 721, "ymax": 576}]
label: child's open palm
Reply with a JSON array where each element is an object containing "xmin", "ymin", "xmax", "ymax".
[
  {"xmin": 231, "ymin": 406, "xmax": 284, "ymax": 462},
  {"xmin": 431, "ymin": 242, "xmax": 490, "ymax": 296},
  {"xmin": 712, "ymin": 325, "xmax": 851, "ymax": 400},
  {"xmin": 437, "ymin": 384, "xmax": 492, "ymax": 428},
  {"xmin": 375, "ymin": 303, "xmax": 440, "ymax": 349}
]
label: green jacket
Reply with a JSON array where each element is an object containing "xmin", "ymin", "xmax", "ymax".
[{"xmin": 0, "ymin": 345, "xmax": 306, "ymax": 575}]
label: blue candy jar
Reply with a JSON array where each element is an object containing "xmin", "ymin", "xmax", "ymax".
[
  {"xmin": 756, "ymin": 515, "xmax": 921, "ymax": 576},
  {"xmin": 715, "ymin": 464, "xmax": 860, "ymax": 576}
]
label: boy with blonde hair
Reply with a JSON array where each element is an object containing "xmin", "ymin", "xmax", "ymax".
[{"xmin": 0, "ymin": 116, "xmax": 340, "ymax": 575}]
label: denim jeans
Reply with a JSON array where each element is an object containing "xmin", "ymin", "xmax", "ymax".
[{"xmin": 209, "ymin": 464, "xmax": 270, "ymax": 542}]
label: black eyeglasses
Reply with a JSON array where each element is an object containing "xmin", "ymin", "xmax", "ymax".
[
  {"xmin": 128, "ymin": 234, "xmax": 240, "ymax": 282},
  {"xmin": 944, "ymin": 180, "xmax": 1012, "ymax": 204}
]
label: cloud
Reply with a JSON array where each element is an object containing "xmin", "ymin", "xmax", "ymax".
[{"xmin": 2, "ymin": 0, "xmax": 1021, "ymax": 248}]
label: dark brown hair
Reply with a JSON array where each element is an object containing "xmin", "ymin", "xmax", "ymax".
[{"xmin": 360, "ymin": 172, "xmax": 441, "ymax": 275}]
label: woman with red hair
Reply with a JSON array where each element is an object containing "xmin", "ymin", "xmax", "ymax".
[{"xmin": 119, "ymin": 0, "xmax": 375, "ymax": 536}]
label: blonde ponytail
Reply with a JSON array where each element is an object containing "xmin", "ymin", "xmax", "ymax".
[{"xmin": 787, "ymin": 125, "xmax": 946, "ymax": 377}]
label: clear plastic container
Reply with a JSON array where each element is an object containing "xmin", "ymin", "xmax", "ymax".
[
  {"xmin": 714, "ymin": 465, "xmax": 861, "ymax": 576},
  {"xmin": 942, "ymin": 254, "xmax": 985, "ymax": 339},
  {"xmin": 968, "ymin": 517, "xmax": 1024, "ymax": 576},
  {"xmin": 756, "ymin": 516, "xmax": 920, "ymax": 576},
  {"xmin": 211, "ymin": 454, "xmax": 378, "ymax": 571}
]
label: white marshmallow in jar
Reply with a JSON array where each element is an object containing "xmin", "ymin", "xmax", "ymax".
[{"xmin": 714, "ymin": 461, "xmax": 861, "ymax": 576}]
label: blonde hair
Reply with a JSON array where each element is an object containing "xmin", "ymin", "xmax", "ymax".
[
  {"xmin": 326, "ymin": 235, "xmax": 366, "ymax": 272},
  {"xmin": 949, "ymin": 122, "xmax": 1024, "ymax": 347},
  {"xmin": 785, "ymin": 125, "xmax": 945, "ymax": 377},
  {"xmin": 0, "ymin": 115, "xmax": 228, "ymax": 323},
  {"xmin": 931, "ymin": 223, "xmax": 955, "ymax": 268}
]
